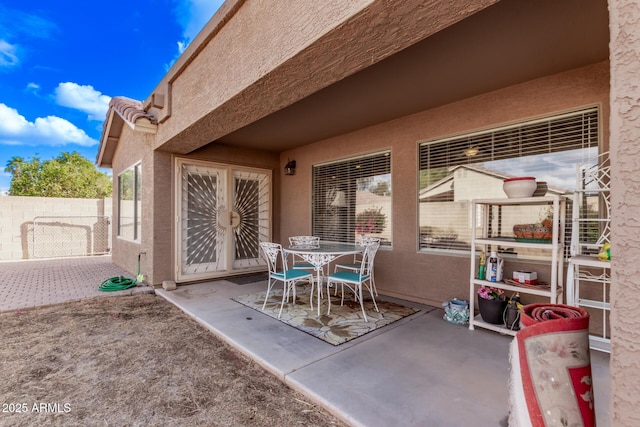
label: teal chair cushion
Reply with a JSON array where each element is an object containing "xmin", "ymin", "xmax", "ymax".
[
  {"xmin": 272, "ymin": 269, "xmax": 312, "ymax": 281},
  {"xmin": 329, "ymin": 270, "xmax": 369, "ymax": 283}
]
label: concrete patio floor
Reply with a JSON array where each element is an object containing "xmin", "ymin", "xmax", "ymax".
[
  {"xmin": 0, "ymin": 256, "xmax": 611, "ymax": 426},
  {"xmin": 157, "ymin": 279, "xmax": 612, "ymax": 427}
]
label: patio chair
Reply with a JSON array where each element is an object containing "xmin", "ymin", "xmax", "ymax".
[
  {"xmin": 288, "ymin": 235, "xmax": 321, "ymax": 282},
  {"xmin": 260, "ymin": 242, "xmax": 314, "ymax": 318},
  {"xmin": 326, "ymin": 240, "xmax": 380, "ymax": 322},
  {"xmin": 334, "ymin": 237, "xmax": 380, "ymax": 296}
]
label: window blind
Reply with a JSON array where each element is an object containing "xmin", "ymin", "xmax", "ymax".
[
  {"xmin": 418, "ymin": 107, "xmax": 599, "ymax": 255},
  {"xmin": 312, "ymin": 151, "xmax": 392, "ymax": 245}
]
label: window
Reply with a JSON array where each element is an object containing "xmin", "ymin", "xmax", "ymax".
[
  {"xmin": 118, "ymin": 163, "xmax": 142, "ymax": 241},
  {"xmin": 313, "ymin": 151, "xmax": 392, "ymax": 245},
  {"xmin": 418, "ymin": 107, "xmax": 599, "ymax": 254}
]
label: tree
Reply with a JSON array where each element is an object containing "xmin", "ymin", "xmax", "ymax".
[
  {"xmin": 4, "ymin": 152, "xmax": 112, "ymax": 198},
  {"xmin": 370, "ymin": 180, "xmax": 390, "ymax": 196},
  {"xmin": 4, "ymin": 156, "xmax": 25, "ymax": 177}
]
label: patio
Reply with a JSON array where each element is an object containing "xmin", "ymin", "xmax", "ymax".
[{"xmin": 156, "ymin": 279, "xmax": 612, "ymax": 427}]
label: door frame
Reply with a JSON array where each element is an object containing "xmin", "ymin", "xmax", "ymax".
[{"xmin": 174, "ymin": 158, "xmax": 271, "ymax": 283}]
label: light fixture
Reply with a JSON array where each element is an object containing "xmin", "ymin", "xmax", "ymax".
[
  {"xmin": 463, "ymin": 146, "xmax": 479, "ymax": 157},
  {"xmin": 284, "ymin": 160, "xmax": 296, "ymax": 175},
  {"xmin": 331, "ymin": 190, "xmax": 347, "ymax": 207}
]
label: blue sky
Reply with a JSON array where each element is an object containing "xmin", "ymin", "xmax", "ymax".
[{"xmin": 0, "ymin": 0, "xmax": 223, "ymax": 195}]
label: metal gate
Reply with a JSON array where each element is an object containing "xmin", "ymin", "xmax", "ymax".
[{"xmin": 32, "ymin": 216, "xmax": 111, "ymax": 258}]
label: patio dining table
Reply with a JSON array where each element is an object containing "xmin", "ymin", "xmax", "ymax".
[{"xmin": 284, "ymin": 241, "xmax": 363, "ymax": 316}]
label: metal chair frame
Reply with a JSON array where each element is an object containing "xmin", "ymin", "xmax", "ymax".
[
  {"xmin": 326, "ymin": 240, "xmax": 380, "ymax": 322},
  {"xmin": 260, "ymin": 242, "xmax": 314, "ymax": 318}
]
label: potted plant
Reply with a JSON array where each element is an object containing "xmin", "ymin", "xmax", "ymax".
[{"xmin": 477, "ymin": 286, "xmax": 507, "ymax": 325}]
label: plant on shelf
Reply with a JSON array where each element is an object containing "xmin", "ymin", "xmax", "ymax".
[
  {"xmin": 477, "ymin": 286, "xmax": 505, "ymax": 301},
  {"xmin": 477, "ymin": 286, "xmax": 507, "ymax": 325}
]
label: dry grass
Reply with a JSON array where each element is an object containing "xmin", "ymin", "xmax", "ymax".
[{"xmin": 0, "ymin": 294, "xmax": 347, "ymax": 427}]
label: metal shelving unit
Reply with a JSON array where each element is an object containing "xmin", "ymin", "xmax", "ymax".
[{"xmin": 469, "ymin": 196, "xmax": 565, "ymax": 336}]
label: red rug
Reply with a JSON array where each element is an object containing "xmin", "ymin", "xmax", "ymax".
[{"xmin": 509, "ymin": 304, "xmax": 595, "ymax": 427}]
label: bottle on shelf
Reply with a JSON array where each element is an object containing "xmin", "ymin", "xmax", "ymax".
[
  {"xmin": 486, "ymin": 251, "xmax": 503, "ymax": 282},
  {"xmin": 478, "ymin": 251, "xmax": 486, "ymax": 280}
]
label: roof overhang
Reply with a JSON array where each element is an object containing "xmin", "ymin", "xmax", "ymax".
[
  {"xmin": 214, "ymin": 0, "xmax": 609, "ymax": 152},
  {"xmin": 97, "ymin": 97, "xmax": 157, "ymax": 168},
  {"xmin": 108, "ymin": 0, "xmax": 608, "ymax": 157}
]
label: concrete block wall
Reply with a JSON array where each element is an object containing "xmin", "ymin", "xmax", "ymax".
[{"xmin": 0, "ymin": 196, "xmax": 111, "ymax": 261}]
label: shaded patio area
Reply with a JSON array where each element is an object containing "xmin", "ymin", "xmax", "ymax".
[{"xmin": 157, "ymin": 279, "xmax": 612, "ymax": 427}]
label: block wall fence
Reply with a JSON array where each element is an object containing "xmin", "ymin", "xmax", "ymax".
[{"xmin": 0, "ymin": 196, "xmax": 112, "ymax": 261}]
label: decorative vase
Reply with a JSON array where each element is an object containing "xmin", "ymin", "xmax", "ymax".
[{"xmin": 477, "ymin": 297, "xmax": 507, "ymax": 325}]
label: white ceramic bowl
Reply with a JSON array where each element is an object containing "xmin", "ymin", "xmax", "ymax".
[{"xmin": 503, "ymin": 177, "xmax": 537, "ymax": 198}]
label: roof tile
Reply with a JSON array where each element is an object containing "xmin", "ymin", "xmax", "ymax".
[{"xmin": 110, "ymin": 96, "xmax": 157, "ymax": 125}]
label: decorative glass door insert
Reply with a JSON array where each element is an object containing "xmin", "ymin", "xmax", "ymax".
[
  {"xmin": 232, "ymin": 169, "xmax": 271, "ymax": 269},
  {"xmin": 177, "ymin": 160, "xmax": 270, "ymax": 281}
]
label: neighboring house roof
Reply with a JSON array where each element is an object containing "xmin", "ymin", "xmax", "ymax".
[
  {"xmin": 96, "ymin": 97, "xmax": 157, "ymax": 168},
  {"xmin": 419, "ymin": 164, "xmax": 565, "ymax": 201}
]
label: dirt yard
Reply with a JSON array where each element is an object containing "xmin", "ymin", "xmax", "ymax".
[{"xmin": 0, "ymin": 293, "xmax": 346, "ymax": 427}]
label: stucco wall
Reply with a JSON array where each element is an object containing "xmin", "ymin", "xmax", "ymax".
[
  {"xmin": 110, "ymin": 117, "xmax": 280, "ymax": 286},
  {"xmin": 609, "ymin": 0, "xmax": 640, "ymax": 424},
  {"xmin": 154, "ymin": 0, "xmax": 372, "ymax": 150},
  {"xmin": 149, "ymin": 149, "xmax": 173, "ymax": 286},
  {"xmin": 280, "ymin": 61, "xmax": 609, "ymax": 306},
  {"xmin": 150, "ymin": 0, "xmax": 498, "ymax": 154},
  {"xmin": 0, "ymin": 196, "xmax": 110, "ymax": 260},
  {"xmin": 110, "ymin": 124, "xmax": 155, "ymax": 283}
]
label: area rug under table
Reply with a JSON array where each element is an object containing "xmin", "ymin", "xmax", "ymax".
[{"xmin": 232, "ymin": 286, "xmax": 421, "ymax": 346}]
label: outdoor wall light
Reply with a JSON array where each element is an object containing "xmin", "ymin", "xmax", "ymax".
[{"xmin": 284, "ymin": 160, "xmax": 296, "ymax": 175}]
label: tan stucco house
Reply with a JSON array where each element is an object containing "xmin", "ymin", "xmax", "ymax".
[{"xmin": 97, "ymin": 1, "xmax": 640, "ymax": 423}]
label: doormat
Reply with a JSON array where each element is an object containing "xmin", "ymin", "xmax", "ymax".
[
  {"xmin": 232, "ymin": 286, "xmax": 426, "ymax": 346},
  {"xmin": 227, "ymin": 273, "xmax": 270, "ymax": 285}
]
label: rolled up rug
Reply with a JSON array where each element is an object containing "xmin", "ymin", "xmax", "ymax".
[{"xmin": 509, "ymin": 304, "xmax": 595, "ymax": 427}]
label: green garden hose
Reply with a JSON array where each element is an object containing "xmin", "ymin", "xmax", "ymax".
[
  {"xmin": 99, "ymin": 252, "xmax": 144, "ymax": 292},
  {"xmin": 99, "ymin": 276, "xmax": 137, "ymax": 292}
]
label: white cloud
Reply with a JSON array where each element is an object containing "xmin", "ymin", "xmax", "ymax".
[
  {"xmin": 0, "ymin": 5, "xmax": 58, "ymax": 40},
  {"xmin": 0, "ymin": 5, "xmax": 58, "ymax": 72},
  {"xmin": 25, "ymin": 82, "xmax": 40, "ymax": 95},
  {"xmin": 175, "ymin": 0, "xmax": 224, "ymax": 43},
  {"xmin": 0, "ymin": 39, "xmax": 19, "ymax": 69},
  {"xmin": 0, "ymin": 103, "xmax": 98, "ymax": 147},
  {"xmin": 166, "ymin": 0, "xmax": 223, "ymax": 69},
  {"xmin": 177, "ymin": 41, "xmax": 187, "ymax": 55},
  {"xmin": 54, "ymin": 82, "xmax": 111, "ymax": 121}
]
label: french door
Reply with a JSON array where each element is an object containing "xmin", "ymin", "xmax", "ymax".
[{"xmin": 176, "ymin": 159, "xmax": 270, "ymax": 282}]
